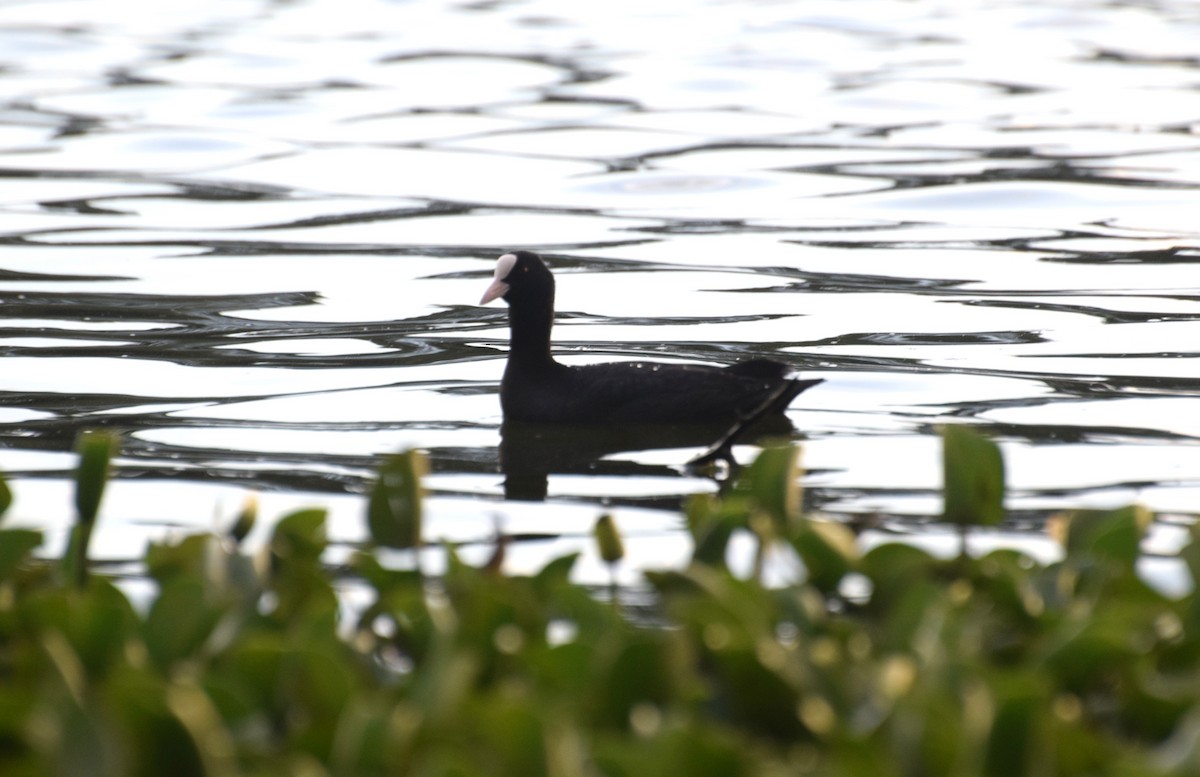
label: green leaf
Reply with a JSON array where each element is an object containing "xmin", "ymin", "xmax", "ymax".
[
  {"xmin": 983, "ymin": 676, "xmax": 1047, "ymax": 777},
  {"xmin": 73, "ymin": 430, "xmax": 117, "ymax": 528},
  {"xmin": 60, "ymin": 431, "xmax": 118, "ymax": 588},
  {"xmin": 164, "ymin": 680, "xmax": 239, "ymax": 777},
  {"xmin": 535, "ymin": 552, "xmax": 579, "ymax": 588},
  {"xmin": 367, "ymin": 450, "xmax": 427, "ymax": 549},
  {"xmin": 1181, "ymin": 523, "xmax": 1200, "ymax": 595},
  {"xmin": 685, "ymin": 493, "xmax": 748, "ymax": 567},
  {"xmin": 0, "ymin": 528, "xmax": 42, "ymax": 582},
  {"xmin": 0, "ymin": 470, "xmax": 11, "ymax": 521},
  {"xmin": 271, "ymin": 508, "xmax": 328, "ymax": 564},
  {"xmin": 144, "ymin": 579, "xmax": 221, "ymax": 671},
  {"xmin": 593, "ymin": 514, "xmax": 625, "ymax": 565},
  {"xmin": 792, "ymin": 519, "xmax": 857, "ymax": 593},
  {"xmin": 60, "ymin": 524, "xmax": 92, "ymax": 590},
  {"xmin": 661, "ymin": 726, "xmax": 756, "ymax": 777},
  {"xmin": 268, "ymin": 509, "xmax": 335, "ymax": 622},
  {"xmin": 941, "ymin": 424, "xmax": 1005, "ymax": 527},
  {"xmin": 592, "ymin": 636, "xmax": 679, "ymax": 729},
  {"xmin": 228, "ymin": 494, "xmax": 257, "ymax": 546},
  {"xmin": 707, "ymin": 646, "xmax": 808, "ymax": 740},
  {"xmin": 48, "ymin": 579, "xmax": 140, "ymax": 678},
  {"xmin": 38, "ymin": 631, "xmax": 119, "ymax": 777},
  {"xmin": 1059, "ymin": 504, "xmax": 1151, "ymax": 568},
  {"xmin": 738, "ymin": 444, "xmax": 802, "ymax": 535},
  {"xmin": 860, "ymin": 542, "xmax": 937, "ymax": 590},
  {"xmin": 329, "ymin": 699, "xmax": 391, "ymax": 776},
  {"xmin": 146, "ymin": 534, "xmax": 211, "ymax": 584}
]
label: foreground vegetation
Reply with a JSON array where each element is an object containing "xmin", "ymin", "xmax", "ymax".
[{"xmin": 1, "ymin": 428, "xmax": 1200, "ymax": 776}]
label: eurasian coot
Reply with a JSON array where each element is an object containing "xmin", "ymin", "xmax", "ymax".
[{"xmin": 480, "ymin": 250, "xmax": 822, "ymax": 424}]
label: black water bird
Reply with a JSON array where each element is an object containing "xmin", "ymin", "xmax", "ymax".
[{"xmin": 480, "ymin": 250, "xmax": 822, "ymax": 425}]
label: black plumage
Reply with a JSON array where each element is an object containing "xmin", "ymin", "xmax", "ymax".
[{"xmin": 481, "ymin": 250, "xmax": 822, "ymax": 424}]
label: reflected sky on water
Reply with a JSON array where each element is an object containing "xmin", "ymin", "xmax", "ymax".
[{"xmin": 1, "ymin": 0, "xmax": 1200, "ymax": 585}]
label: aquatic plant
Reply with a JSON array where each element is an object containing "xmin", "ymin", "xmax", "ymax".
[{"xmin": 0, "ymin": 427, "xmax": 1198, "ymax": 776}]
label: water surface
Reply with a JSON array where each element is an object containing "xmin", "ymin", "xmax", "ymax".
[{"xmin": 2, "ymin": 0, "xmax": 1200, "ymax": 585}]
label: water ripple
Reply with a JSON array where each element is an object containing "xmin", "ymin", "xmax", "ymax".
[{"xmin": 2, "ymin": 0, "xmax": 1200, "ymax": 574}]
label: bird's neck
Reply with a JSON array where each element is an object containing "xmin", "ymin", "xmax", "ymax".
[{"xmin": 507, "ymin": 295, "xmax": 558, "ymax": 372}]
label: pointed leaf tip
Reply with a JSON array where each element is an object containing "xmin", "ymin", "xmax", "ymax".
[
  {"xmin": 740, "ymin": 444, "xmax": 803, "ymax": 535},
  {"xmin": 941, "ymin": 424, "xmax": 1005, "ymax": 527},
  {"xmin": 593, "ymin": 513, "xmax": 625, "ymax": 565},
  {"xmin": 367, "ymin": 449, "xmax": 427, "ymax": 549},
  {"xmin": 74, "ymin": 429, "xmax": 118, "ymax": 528}
]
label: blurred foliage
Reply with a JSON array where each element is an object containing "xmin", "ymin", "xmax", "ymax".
[{"xmin": 1, "ymin": 427, "xmax": 1199, "ymax": 775}]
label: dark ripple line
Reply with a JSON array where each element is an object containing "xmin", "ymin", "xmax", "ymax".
[
  {"xmin": 1039, "ymin": 248, "xmax": 1200, "ymax": 265},
  {"xmin": 816, "ymin": 330, "xmax": 1047, "ymax": 347},
  {"xmin": 0, "ymin": 289, "xmax": 320, "ymax": 326},
  {"xmin": 963, "ymin": 298, "xmax": 1200, "ymax": 325}
]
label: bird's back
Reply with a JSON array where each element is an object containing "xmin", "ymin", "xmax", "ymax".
[{"xmin": 501, "ymin": 358, "xmax": 815, "ymax": 424}]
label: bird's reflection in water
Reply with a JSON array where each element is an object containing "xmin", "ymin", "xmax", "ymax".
[{"xmin": 498, "ymin": 415, "xmax": 799, "ymax": 502}]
